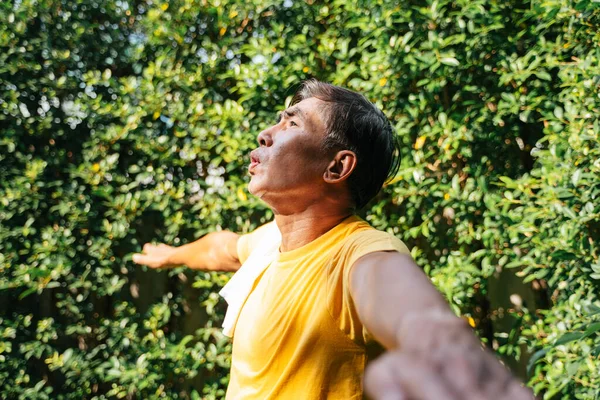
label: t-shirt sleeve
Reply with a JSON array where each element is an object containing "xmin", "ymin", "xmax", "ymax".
[
  {"xmin": 236, "ymin": 221, "xmax": 278, "ymax": 264},
  {"xmin": 326, "ymin": 229, "xmax": 411, "ymax": 346}
]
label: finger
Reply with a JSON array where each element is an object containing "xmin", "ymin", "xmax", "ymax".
[
  {"xmin": 364, "ymin": 352, "xmax": 406, "ymax": 400},
  {"xmin": 132, "ymin": 253, "xmax": 156, "ymax": 267},
  {"xmin": 434, "ymin": 344, "xmax": 530, "ymax": 400},
  {"xmin": 500, "ymin": 380, "xmax": 536, "ymax": 400},
  {"xmin": 434, "ymin": 346, "xmax": 506, "ymax": 400},
  {"xmin": 475, "ymin": 353, "xmax": 517, "ymax": 399},
  {"xmin": 365, "ymin": 352, "xmax": 459, "ymax": 400},
  {"xmin": 436, "ymin": 348, "xmax": 480, "ymax": 399},
  {"xmin": 142, "ymin": 243, "xmax": 155, "ymax": 253}
]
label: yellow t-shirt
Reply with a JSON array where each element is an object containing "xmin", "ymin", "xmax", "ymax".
[{"xmin": 226, "ymin": 215, "xmax": 410, "ymax": 399}]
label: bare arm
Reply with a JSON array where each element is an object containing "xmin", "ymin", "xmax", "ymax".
[
  {"xmin": 132, "ymin": 231, "xmax": 241, "ymax": 272},
  {"xmin": 350, "ymin": 251, "xmax": 450, "ymax": 349},
  {"xmin": 350, "ymin": 251, "xmax": 534, "ymax": 400}
]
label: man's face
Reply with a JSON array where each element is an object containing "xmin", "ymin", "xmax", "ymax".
[{"xmin": 247, "ymin": 97, "xmax": 331, "ymax": 208}]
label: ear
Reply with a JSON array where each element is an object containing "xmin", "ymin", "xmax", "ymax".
[{"xmin": 323, "ymin": 150, "xmax": 357, "ymax": 184}]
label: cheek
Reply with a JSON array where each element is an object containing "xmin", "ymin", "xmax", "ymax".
[
  {"xmin": 276, "ymin": 152, "xmax": 324, "ymax": 182},
  {"xmin": 276, "ymin": 139, "xmax": 325, "ymax": 170}
]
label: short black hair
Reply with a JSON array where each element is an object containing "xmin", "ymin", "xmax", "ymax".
[{"xmin": 292, "ymin": 79, "xmax": 401, "ymax": 210}]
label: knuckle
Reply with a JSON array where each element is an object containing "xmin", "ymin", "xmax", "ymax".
[{"xmin": 364, "ymin": 352, "xmax": 408, "ymax": 398}]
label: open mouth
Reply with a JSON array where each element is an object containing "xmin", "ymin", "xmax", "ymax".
[{"xmin": 249, "ymin": 153, "xmax": 261, "ymax": 173}]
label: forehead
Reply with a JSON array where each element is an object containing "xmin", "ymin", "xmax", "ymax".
[{"xmin": 289, "ymin": 97, "xmax": 327, "ymax": 136}]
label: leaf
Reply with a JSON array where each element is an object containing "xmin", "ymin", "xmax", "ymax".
[
  {"xmin": 554, "ymin": 331, "xmax": 584, "ymax": 346},
  {"xmin": 136, "ymin": 353, "xmax": 147, "ymax": 368},
  {"xmin": 527, "ymin": 348, "xmax": 548, "ymax": 375},
  {"xmin": 536, "ymin": 71, "xmax": 551, "ymax": 81},
  {"xmin": 414, "ymin": 136, "xmax": 426, "ymax": 150},
  {"xmin": 582, "ymin": 322, "xmax": 600, "ymax": 339},
  {"xmin": 401, "ymin": 31, "xmax": 413, "ymax": 46},
  {"xmin": 179, "ymin": 335, "xmax": 195, "ymax": 347},
  {"xmin": 566, "ymin": 361, "xmax": 581, "ymax": 377},
  {"xmin": 554, "ymin": 106, "xmax": 564, "ymax": 120},
  {"xmin": 63, "ymin": 348, "xmax": 73, "ymax": 363},
  {"xmin": 440, "ymin": 57, "xmax": 460, "ymax": 66},
  {"xmin": 571, "ymin": 169, "xmax": 581, "ymax": 186},
  {"xmin": 585, "ymin": 304, "xmax": 600, "ymax": 316},
  {"xmin": 18, "ymin": 287, "xmax": 37, "ymax": 300}
]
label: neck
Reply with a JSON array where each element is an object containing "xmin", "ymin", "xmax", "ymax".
[{"xmin": 274, "ymin": 208, "xmax": 353, "ymax": 252}]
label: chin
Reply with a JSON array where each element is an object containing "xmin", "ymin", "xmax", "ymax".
[
  {"xmin": 247, "ymin": 179, "xmax": 263, "ymax": 197},
  {"xmin": 249, "ymin": 179, "xmax": 276, "ymax": 202}
]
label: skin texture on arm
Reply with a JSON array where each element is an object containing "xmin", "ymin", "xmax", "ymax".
[
  {"xmin": 132, "ymin": 230, "xmax": 241, "ymax": 272},
  {"xmin": 350, "ymin": 252, "xmax": 450, "ymax": 349},
  {"xmin": 350, "ymin": 251, "xmax": 535, "ymax": 400}
]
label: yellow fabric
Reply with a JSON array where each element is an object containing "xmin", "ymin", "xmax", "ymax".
[{"xmin": 227, "ymin": 215, "xmax": 410, "ymax": 399}]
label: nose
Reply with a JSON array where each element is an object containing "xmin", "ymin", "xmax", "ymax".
[{"xmin": 257, "ymin": 126, "xmax": 274, "ymax": 147}]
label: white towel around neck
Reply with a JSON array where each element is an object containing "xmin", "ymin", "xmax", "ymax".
[{"xmin": 218, "ymin": 223, "xmax": 281, "ymax": 337}]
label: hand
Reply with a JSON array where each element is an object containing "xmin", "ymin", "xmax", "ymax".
[
  {"xmin": 365, "ymin": 310, "xmax": 535, "ymax": 400},
  {"xmin": 132, "ymin": 243, "xmax": 178, "ymax": 269}
]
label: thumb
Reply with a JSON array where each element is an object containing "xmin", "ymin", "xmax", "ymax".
[
  {"xmin": 365, "ymin": 352, "xmax": 457, "ymax": 400},
  {"xmin": 364, "ymin": 353, "xmax": 407, "ymax": 400},
  {"xmin": 132, "ymin": 253, "xmax": 154, "ymax": 267}
]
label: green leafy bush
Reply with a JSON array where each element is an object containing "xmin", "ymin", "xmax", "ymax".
[{"xmin": 0, "ymin": 0, "xmax": 598, "ymax": 398}]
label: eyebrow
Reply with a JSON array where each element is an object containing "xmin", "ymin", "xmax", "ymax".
[{"xmin": 279, "ymin": 106, "xmax": 305, "ymax": 122}]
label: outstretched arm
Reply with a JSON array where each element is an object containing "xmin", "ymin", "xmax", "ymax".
[
  {"xmin": 132, "ymin": 231, "xmax": 241, "ymax": 272},
  {"xmin": 350, "ymin": 251, "xmax": 534, "ymax": 400}
]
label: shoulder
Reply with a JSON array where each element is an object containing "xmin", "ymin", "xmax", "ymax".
[
  {"xmin": 343, "ymin": 228, "xmax": 410, "ymax": 256},
  {"xmin": 331, "ymin": 227, "xmax": 410, "ymax": 271}
]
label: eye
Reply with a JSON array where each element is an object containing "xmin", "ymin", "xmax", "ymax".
[{"xmin": 290, "ymin": 120, "xmax": 298, "ymax": 127}]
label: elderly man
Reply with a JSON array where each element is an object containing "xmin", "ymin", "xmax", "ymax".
[{"xmin": 133, "ymin": 80, "xmax": 533, "ymax": 399}]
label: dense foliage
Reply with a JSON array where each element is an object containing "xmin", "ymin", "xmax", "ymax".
[{"xmin": 1, "ymin": 0, "xmax": 598, "ymax": 398}]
